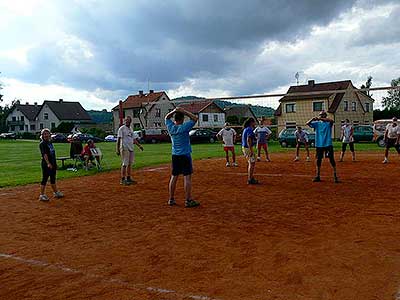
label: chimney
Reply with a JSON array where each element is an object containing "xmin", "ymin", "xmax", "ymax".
[
  {"xmin": 34, "ymin": 102, "xmax": 38, "ymax": 106},
  {"xmin": 25, "ymin": 102, "xmax": 29, "ymax": 105},
  {"xmin": 139, "ymin": 90, "xmax": 144, "ymax": 96},
  {"xmin": 308, "ymin": 80, "xmax": 315, "ymax": 87},
  {"xmin": 149, "ymin": 89, "xmax": 154, "ymax": 94},
  {"xmin": 59, "ymin": 98, "xmax": 63, "ymax": 103}
]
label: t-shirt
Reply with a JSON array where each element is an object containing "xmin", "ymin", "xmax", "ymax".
[
  {"xmin": 39, "ymin": 140, "xmax": 56, "ymax": 165},
  {"xmin": 165, "ymin": 119, "xmax": 196, "ymax": 155},
  {"xmin": 217, "ymin": 128, "xmax": 236, "ymax": 147},
  {"xmin": 295, "ymin": 130, "xmax": 309, "ymax": 143},
  {"xmin": 309, "ymin": 121, "xmax": 333, "ymax": 148},
  {"xmin": 254, "ymin": 126, "xmax": 271, "ymax": 144},
  {"xmin": 386, "ymin": 123, "xmax": 400, "ymax": 139},
  {"xmin": 341, "ymin": 125, "xmax": 354, "ymax": 143},
  {"xmin": 117, "ymin": 125, "xmax": 135, "ymax": 152},
  {"xmin": 242, "ymin": 126, "xmax": 256, "ymax": 148},
  {"xmin": 81, "ymin": 144, "xmax": 95, "ymax": 157}
]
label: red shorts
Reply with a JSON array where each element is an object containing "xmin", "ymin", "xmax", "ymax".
[
  {"xmin": 224, "ymin": 146, "xmax": 235, "ymax": 152},
  {"xmin": 257, "ymin": 143, "xmax": 267, "ymax": 150}
]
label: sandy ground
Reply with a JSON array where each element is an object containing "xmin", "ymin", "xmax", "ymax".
[{"xmin": 1, "ymin": 152, "xmax": 400, "ymax": 300}]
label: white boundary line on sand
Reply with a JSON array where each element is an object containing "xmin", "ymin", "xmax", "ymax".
[
  {"xmin": 0, "ymin": 253, "xmax": 219, "ymax": 300},
  {"xmin": 230, "ymin": 172, "xmax": 310, "ymax": 178}
]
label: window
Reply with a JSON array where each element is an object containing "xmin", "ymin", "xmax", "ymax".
[
  {"xmin": 44, "ymin": 113, "xmax": 49, "ymax": 120},
  {"xmin": 20, "ymin": 116, "xmax": 24, "ymax": 122},
  {"xmin": 365, "ymin": 103, "xmax": 370, "ymax": 112},
  {"xmin": 364, "ymin": 120, "xmax": 370, "ymax": 125},
  {"xmin": 133, "ymin": 109, "xmax": 139, "ymax": 118},
  {"xmin": 12, "ymin": 116, "xmax": 16, "ymax": 121},
  {"xmin": 11, "ymin": 126, "xmax": 15, "ymax": 131},
  {"xmin": 202, "ymin": 114, "xmax": 209, "ymax": 122},
  {"xmin": 40, "ymin": 123, "xmax": 44, "ymax": 130},
  {"xmin": 19, "ymin": 125, "xmax": 24, "ymax": 130},
  {"xmin": 133, "ymin": 123, "xmax": 141, "ymax": 128},
  {"xmin": 285, "ymin": 121, "xmax": 296, "ymax": 128},
  {"xmin": 313, "ymin": 101, "xmax": 324, "ymax": 112},
  {"xmin": 153, "ymin": 122, "xmax": 162, "ymax": 127},
  {"xmin": 213, "ymin": 114, "xmax": 218, "ymax": 122},
  {"xmin": 51, "ymin": 122, "xmax": 56, "ymax": 129},
  {"xmin": 352, "ymin": 120, "xmax": 359, "ymax": 125},
  {"xmin": 25, "ymin": 125, "xmax": 28, "ymax": 131},
  {"xmin": 155, "ymin": 108, "xmax": 161, "ymax": 118},
  {"xmin": 351, "ymin": 102, "xmax": 357, "ymax": 111},
  {"xmin": 344, "ymin": 101, "xmax": 349, "ymax": 111},
  {"xmin": 285, "ymin": 103, "xmax": 296, "ymax": 113},
  {"xmin": 30, "ymin": 124, "xmax": 35, "ymax": 131}
]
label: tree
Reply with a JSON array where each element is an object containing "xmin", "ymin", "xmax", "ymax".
[
  {"xmin": 360, "ymin": 76, "xmax": 373, "ymax": 96},
  {"xmin": 382, "ymin": 77, "xmax": 400, "ymax": 109}
]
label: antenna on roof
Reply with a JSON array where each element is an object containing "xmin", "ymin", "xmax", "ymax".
[{"xmin": 295, "ymin": 72, "xmax": 300, "ymax": 86}]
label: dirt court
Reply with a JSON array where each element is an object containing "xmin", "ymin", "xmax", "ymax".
[{"xmin": 1, "ymin": 152, "xmax": 400, "ymax": 300}]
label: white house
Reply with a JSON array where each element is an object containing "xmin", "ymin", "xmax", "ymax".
[
  {"xmin": 179, "ymin": 100, "xmax": 226, "ymax": 128},
  {"xmin": 6, "ymin": 101, "xmax": 41, "ymax": 133}
]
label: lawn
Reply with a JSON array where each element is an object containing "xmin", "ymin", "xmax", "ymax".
[{"xmin": 0, "ymin": 139, "xmax": 382, "ymax": 187}]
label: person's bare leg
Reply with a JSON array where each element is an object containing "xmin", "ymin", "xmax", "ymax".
[
  {"xmin": 225, "ymin": 151, "xmax": 229, "ymax": 163},
  {"xmin": 257, "ymin": 146, "xmax": 261, "ymax": 159},
  {"xmin": 232, "ymin": 150, "xmax": 236, "ymax": 163},
  {"xmin": 384, "ymin": 148, "xmax": 389, "ymax": 160},
  {"xmin": 265, "ymin": 145, "xmax": 270, "ymax": 161},
  {"xmin": 249, "ymin": 162, "xmax": 255, "ymax": 180},
  {"xmin": 339, "ymin": 151, "xmax": 344, "ymax": 161},
  {"xmin": 296, "ymin": 145, "xmax": 300, "ymax": 158},
  {"xmin": 316, "ymin": 158, "xmax": 322, "ymax": 177},
  {"xmin": 305, "ymin": 144, "xmax": 310, "ymax": 158},
  {"xmin": 183, "ymin": 175, "xmax": 192, "ymax": 200},
  {"xmin": 169, "ymin": 175, "xmax": 178, "ymax": 200},
  {"xmin": 40, "ymin": 184, "xmax": 46, "ymax": 195},
  {"xmin": 51, "ymin": 183, "xmax": 58, "ymax": 193},
  {"xmin": 121, "ymin": 165, "xmax": 127, "ymax": 178},
  {"xmin": 127, "ymin": 164, "xmax": 132, "ymax": 177},
  {"xmin": 351, "ymin": 151, "xmax": 356, "ymax": 161}
]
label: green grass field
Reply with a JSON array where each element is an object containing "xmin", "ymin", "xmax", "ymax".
[{"xmin": 0, "ymin": 139, "xmax": 382, "ymax": 187}]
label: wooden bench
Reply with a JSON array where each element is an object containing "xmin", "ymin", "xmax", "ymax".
[{"xmin": 57, "ymin": 156, "xmax": 71, "ymax": 169}]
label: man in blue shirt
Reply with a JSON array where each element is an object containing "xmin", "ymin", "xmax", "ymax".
[
  {"xmin": 165, "ymin": 107, "xmax": 200, "ymax": 207},
  {"xmin": 307, "ymin": 111, "xmax": 338, "ymax": 183},
  {"xmin": 242, "ymin": 117, "xmax": 259, "ymax": 184}
]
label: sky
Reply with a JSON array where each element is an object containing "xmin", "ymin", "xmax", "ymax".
[{"xmin": 0, "ymin": 0, "xmax": 399, "ymax": 110}]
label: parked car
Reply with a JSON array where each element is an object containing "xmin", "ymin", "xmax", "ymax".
[
  {"xmin": 189, "ymin": 129, "xmax": 218, "ymax": 143},
  {"xmin": 51, "ymin": 133, "xmax": 67, "ymax": 143},
  {"xmin": 142, "ymin": 128, "xmax": 170, "ymax": 143},
  {"xmin": 67, "ymin": 133, "xmax": 104, "ymax": 143},
  {"xmin": 373, "ymin": 119, "xmax": 396, "ymax": 147},
  {"xmin": 0, "ymin": 132, "xmax": 17, "ymax": 139},
  {"xmin": 278, "ymin": 128, "xmax": 315, "ymax": 148},
  {"xmin": 105, "ymin": 135, "xmax": 117, "ymax": 142},
  {"xmin": 352, "ymin": 125, "xmax": 374, "ymax": 143}
]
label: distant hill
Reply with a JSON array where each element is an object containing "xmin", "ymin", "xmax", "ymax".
[
  {"xmin": 87, "ymin": 110, "xmax": 112, "ymax": 124},
  {"xmin": 172, "ymin": 96, "xmax": 275, "ymax": 118}
]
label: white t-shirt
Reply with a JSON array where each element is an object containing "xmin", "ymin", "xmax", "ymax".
[
  {"xmin": 117, "ymin": 125, "xmax": 136, "ymax": 151},
  {"xmin": 217, "ymin": 128, "xmax": 236, "ymax": 147},
  {"xmin": 386, "ymin": 123, "xmax": 400, "ymax": 139},
  {"xmin": 341, "ymin": 124, "xmax": 354, "ymax": 143}
]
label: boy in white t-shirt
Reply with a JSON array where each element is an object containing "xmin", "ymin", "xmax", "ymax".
[
  {"xmin": 116, "ymin": 116, "xmax": 143, "ymax": 185},
  {"xmin": 339, "ymin": 119, "xmax": 355, "ymax": 162},
  {"xmin": 383, "ymin": 117, "xmax": 400, "ymax": 164},
  {"xmin": 217, "ymin": 123, "xmax": 238, "ymax": 167}
]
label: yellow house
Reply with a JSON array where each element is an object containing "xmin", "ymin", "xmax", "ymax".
[{"xmin": 275, "ymin": 80, "xmax": 374, "ymax": 139}]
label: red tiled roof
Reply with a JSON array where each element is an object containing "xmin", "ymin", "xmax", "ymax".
[
  {"xmin": 178, "ymin": 100, "xmax": 214, "ymax": 113},
  {"xmin": 112, "ymin": 92, "xmax": 165, "ymax": 110}
]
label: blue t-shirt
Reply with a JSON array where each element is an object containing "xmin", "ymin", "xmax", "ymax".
[
  {"xmin": 242, "ymin": 126, "xmax": 256, "ymax": 148},
  {"xmin": 165, "ymin": 119, "xmax": 196, "ymax": 155},
  {"xmin": 309, "ymin": 121, "xmax": 333, "ymax": 147}
]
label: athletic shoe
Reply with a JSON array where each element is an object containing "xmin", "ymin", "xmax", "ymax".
[
  {"xmin": 54, "ymin": 191, "xmax": 64, "ymax": 198},
  {"xmin": 306, "ymin": 157, "xmax": 310, "ymax": 162},
  {"xmin": 233, "ymin": 162, "xmax": 238, "ymax": 167},
  {"xmin": 226, "ymin": 162, "xmax": 230, "ymax": 167},
  {"xmin": 294, "ymin": 157, "xmax": 299, "ymax": 162},
  {"xmin": 185, "ymin": 199, "xmax": 200, "ymax": 208},
  {"xmin": 168, "ymin": 199, "xmax": 177, "ymax": 206},
  {"xmin": 120, "ymin": 179, "xmax": 130, "ymax": 185},
  {"xmin": 248, "ymin": 178, "xmax": 259, "ymax": 185},
  {"xmin": 334, "ymin": 177, "xmax": 340, "ymax": 183},
  {"xmin": 126, "ymin": 178, "xmax": 136, "ymax": 185},
  {"xmin": 312, "ymin": 176, "xmax": 321, "ymax": 182},
  {"xmin": 383, "ymin": 158, "xmax": 388, "ymax": 164},
  {"xmin": 257, "ymin": 157, "xmax": 261, "ymax": 162},
  {"xmin": 266, "ymin": 158, "xmax": 271, "ymax": 162},
  {"xmin": 39, "ymin": 194, "xmax": 49, "ymax": 202}
]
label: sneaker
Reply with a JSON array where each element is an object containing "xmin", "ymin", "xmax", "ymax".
[
  {"xmin": 120, "ymin": 179, "xmax": 130, "ymax": 185},
  {"xmin": 266, "ymin": 158, "xmax": 271, "ymax": 162},
  {"xmin": 383, "ymin": 158, "xmax": 388, "ymax": 164},
  {"xmin": 313, "ymin": 176, "xmax": 321, "ymax": 182},
  {"xmin": 334, "ymin": 177, "xmax": 340, "ymax": 183},
  {"xmin": 233, "ymin": 162, "xmax": 238, "ymax": 167},
  {"xmin": 294, "ymin": 157, "xmax": 299, "ymax": 162},
  {"xmin": 257, "ymin": 157, "xmax": 261, "ymax": 162},
  {"xmin": 226, "ymin": 162, "xmax": 230, "ymax": 167},
  {"xmin": 185, "ymin": 199, "xmax": 200, "ymax": 208},
  {"xmin": 306, "ymin": 157, "xmax": 310, "ymax": 162},
  {"xmin": 168, "ymin": 199, "xmax": 177, "ymax": 206},
  {"xmin": 126, "ymin": 178, "xmax": 136, "ymax": 185},
  {"xmin": 39, "ymin": 194, "xmax": 49, "ymax": 202},
  {"xmin": 248, "ymin": 178, "xmax": 259, "ymax": 185},
  {"xmin": 54, "ymin": 191, "xmax": 64, "ymax": 198}
]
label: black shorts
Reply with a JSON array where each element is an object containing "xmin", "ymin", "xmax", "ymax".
[
  {"xmin": 41, "ymin": 161, "xmax": 57, "ymax": 185},
  {"xmin": 316, "ymin": 146, "xmax": 334, "ymax": 160},
  {"xmin": 172, "ymin": 155, "xmax": 193, "ymax": 176},
  {"xmin": 386, "ymin": 138, "xmax": 400, "ymax": 152},
  {"xmin": 342, "ymin": 142, "xmax": 354, "ymax": 152}
]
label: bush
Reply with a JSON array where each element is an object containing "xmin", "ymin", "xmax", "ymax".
[{"xmin": 18, "ymin": 132, "xmax": 37, "ymax": 140}]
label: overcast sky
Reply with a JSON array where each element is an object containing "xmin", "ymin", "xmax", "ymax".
[{"xmin": 0, "ymin": 0, "xmax": 399, "ymax": 110}]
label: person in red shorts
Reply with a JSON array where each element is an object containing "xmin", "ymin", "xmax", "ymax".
[
  {"xmin": 254, "ymin": 119, "xmax": 272, "ymax": 162},
  {"xmin": 217, "ymin": 122, "xmax": 238, "ymax": 167}
]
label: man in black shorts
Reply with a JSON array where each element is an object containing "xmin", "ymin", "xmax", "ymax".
[
  {"xmin": 307, "ymin": 111, "xmax": 338, "ymax": 183},
  {"xmin": 165, "ymin": 107, "xmax": 200, "ymax": 207}
]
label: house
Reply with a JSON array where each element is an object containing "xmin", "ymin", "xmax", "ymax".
[
  {"xmin": 35, "ymin": 99, "xmax": 93, "ymax": 131},
  {"xmin": 179, "ymin": 100, "xmax": 225, "ymax": 128},
  {"xmin": 112, "ymin": 90, "xmax": 174, "ymax": 133},
  {"xmin": 275, "ymin": 80, "xmax": 374, "ymax": 139},
  {"xmin": 6, "ymin": 101, "xmax": 41, "ymax": 133},
  {"xmin": 224, "ymin": 105, "xmax": 258, "ymax": 124},
  {"xmin": 6, "ymin": 99, "xmax": 92, "ymax": 133}
]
